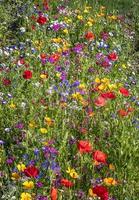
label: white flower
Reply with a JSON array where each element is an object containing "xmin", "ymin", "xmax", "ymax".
[{"xmin": 20, "ymin": 27, "xmax": 26, "ymax": 33}]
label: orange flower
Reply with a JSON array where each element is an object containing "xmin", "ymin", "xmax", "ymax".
[
  {"xmin": 85, "ymin": 32, "xmax": 95, "ymax": 41},
  {"xmin": 50, "ymin": 187, "xmax": 58, "ymax": 200},
  {"xmin": 118, "ymin": 109, "xmax": 128, "ymax": 117}
]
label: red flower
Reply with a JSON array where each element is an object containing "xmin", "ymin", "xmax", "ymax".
[
  {"xmin": 40, "ymin": 53, "xmax": 47, "ymax": 59},
  {"xmin": 119, "ymin": 87, "xmax": 130, "ymax": 97},
  {"xmin": 93, "ymin": 150, "xmax": 107, "ymax": 164},
  {"xmin": 101, "ymin": 92, "xmax": 116, "ymax": 100},
  {"xmin": 94, "ymin": 96, "xmax": 106, "ymax": 107},
  {"xmin": 24, "ymin": 166, "xmax": 39, "ymax": 178},
  {"xmin": 77, "ymin": 140, "xmax": 92, "ymax": 153},
  {"xmin": 93, "ymin": 185, "xmax": 109, "ymax": 200},
  {"xmin": 118, "ymin": 109, "xmax": 128, "ymax": 117},
  {"xmin": 23, "ymin": 70, "xmax": 32, "ymax": 79},
  {"xmin": 43, "ymin": 1, "xmax": 49, "ymax": 10},
  {"xmin": 61, "ymin": 179, "xmax": 73, "ymax": 187},
  {"xmin": 2, "ymin": 78, "xmax": 11, "ymax": 86},
  {"xmin": 85, "ymin": 32, "xmax": 95, "ymax": 41},
  {"xmin": 50, "ymin": 187, "xmax": 58, "ymax": 200},
  {"xmin": 37, "ymin": 15, "xmax": 47, "ymax": 25},
  {"xmin": 108, "ymin": 52, "xmax": 118, "ymax": 61}
]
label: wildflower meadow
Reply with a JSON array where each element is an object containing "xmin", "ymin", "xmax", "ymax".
[{"xmin": 0, "ymin": 0, "xmax": 139, "ymax": 200}]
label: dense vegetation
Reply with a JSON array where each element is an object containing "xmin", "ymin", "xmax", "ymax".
[{"xmin": 0, "ymin": 1, "xmax": 139, "ymax": 200}]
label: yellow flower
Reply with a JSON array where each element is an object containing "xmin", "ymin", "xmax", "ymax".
[
  {"xmin": 84, "ymin": 9, "xmax": 89, "ymax": 13},
  {"xmin": 86, "ymin": 21, "xmax": 93, "ymax": 27},
  {"xmin": 109, "ymin": 164, "xmax": 115, "ymax": 171},
  {"xmin": 98, "ymin": 84, "xmax": 105, "ymax": 90},
  {"xmin": 40, "ymin": 128, "xmax": 48, "ymax": 134},
  {"xmin": 56, "ymin": 73, "xmax": 61, "ymax": 78},
  {"xmin": 29, "ymin": 121, "xmax": 37, "ymax": 128},
  {"xmin": 108, "ymin": 15, "xmax": 117, "ymax": 20},
  {"xmin": 23, "ymin": 181, "xmax": 34, "ymax": 189},
  {"xmin": 66, "ymin": 167, "xmax": 79, "ymax": 179},
  {"xmin": 77, "ymin": 15, "xmax": 83, "ymax": 20},
  {"xmin": 44, "ymin": 117, "xmax": 54, "ymax": 126},
  {"xmin": 88, "ymin": 188, "xmax": 97, "ymax": 197},
  {"xmin": 79, "ymin": 84, "xmax": 85, "ymax": 90},
  {"xmin": 11, "ymin": 172, "xmax": 20, "ymax": 180},
  {"xmin": 9, "ymin": 102, "xmax": 16, "ymax": 109},
  {"xmin": 40, "ymin": 74, "xmax": 48, "ymax": 79},
  {"xmin": 95, "ymin": 77, "xmax": 101, "ymax": 84},
  {"xmin": 108, "ymin": 83, "xmax": 117, "ymax": 90},
  {"xmin": 20, "ymin": 192, "xmax": 32, "ymax": 200},
  {"xmin": 122, "ymin": 64, "xmax": 127, "ymax": 69},
  {"xmin": 64, "ymin": 17, "xmax": 72, "ymax": 23},
  {"xmin": 17, "ymin": 163, "xmax": 26, "ymax": 172},
  {"xmin": 52, "ymin": 38, "xmax": 62, "ymax": 43},
  {"xmin": 104, "ymin": 177, "xmax": 117, "ymax": 186},
  {"xmin": 101, "ymin": 78, "xmax": 110, "ymax": 84},
  {"xmin": 63, "ymin": 29, "xmax": 68, "ymax": 34},
  {"xmin": 72, "ymin": 92, "xmax": 82, "ymax": 101}
]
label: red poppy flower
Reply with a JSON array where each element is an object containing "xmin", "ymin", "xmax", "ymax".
[
  {"xmin": 118, "ymin": 109, "xmax": 128, "ymax": 117},
  {"xmin": 108, "ymin": 52, "xmax": 118, "ymax": 61},
  {"xmin": 93, "ymin": 150, "xmax": 107, "ymax": 164},
  {"xmin": 93, "ymin": 185, "xmax": 109, "ymax": 200},
  {"xmin": 2, "ymin": 78, "xmax": 11, "ymax": 86},
  {"xmin": 94, "ymin": 96, "xmax": 106, "ymax": 107},
  {"xmin": 101, "ymin": 92, "xmax": 116, "ymax": 100},
  {"xmin": 37, "ymin": 15, "xmax": 47, "ymax": 25},
  {"xmin": 85, "ymin": 32, "xmax": 95, "ymax": 41},
  {"xmin": 50, "ymin": 187, "xmax": 58, "ymax": 200},
  {"xmin": 61, "ymin": 179, "xmax": 73, "ymax": 187},
  {"xmin": 24, "ymin": 165, "xmax": 39, "ymax": 178},
  {"xmin": 119, "ymin": 87, "xmax": 130, "ymax": 97},
  {"xmin": 23, "ymin": 70, "xmax": 32, "ymax": 79},
  {"xmin": 77, "ymin": 140, "xmax": 92, "ymax": 153}
]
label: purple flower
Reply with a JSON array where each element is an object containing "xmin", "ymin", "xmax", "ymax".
[
  {"xmin": 0, "ymin": 140, "xmax": 4, "ymax": 145},
  {"xmin": 37, "ymin": 196, "xmax": 48, "ymax": 200},
  {"xmin": 15, "ymin": 122, "xmax": 24, "ymax": 129},
  {"xmin": 72, "ymin": 44, "xmax": 83, "ymax": 53},
  {"xmin": 52, "ymin": 24, "xmax": 61, "ymax": 31},
  {"xmin": 36, "ymin": 182, "xmax": 43, "ymax": 188}
]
